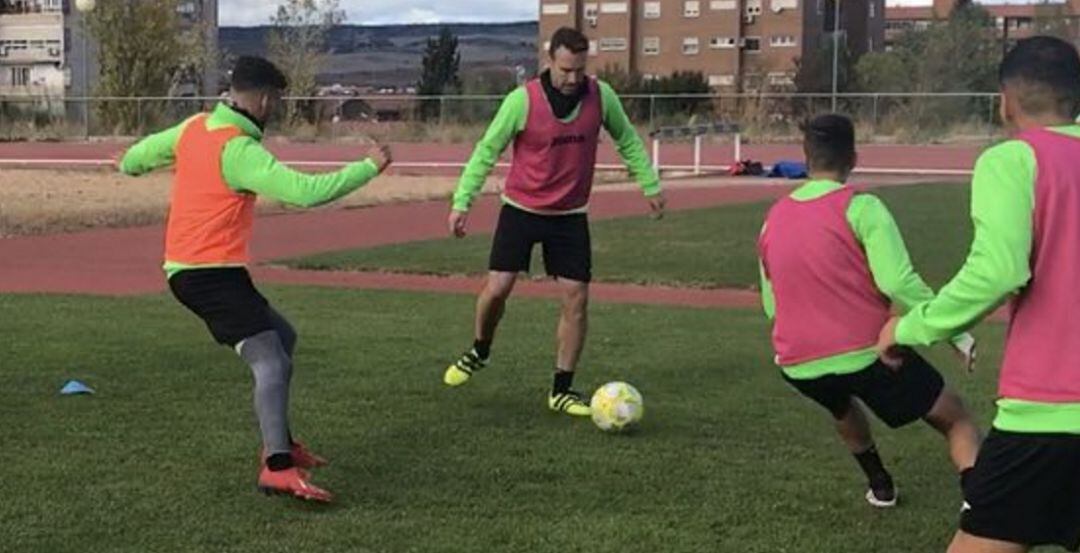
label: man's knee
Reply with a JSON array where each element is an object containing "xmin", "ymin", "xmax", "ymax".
[
  {"xmin": 484, "ymin": 272, "xmax": 518, "ymax": 301},
  {"xmin": 561, "ymin": 281, "xmax": 589, "ymax": 307}
]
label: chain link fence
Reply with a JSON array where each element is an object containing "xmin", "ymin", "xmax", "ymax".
[{"xmin": 0, "ymin": 92, "xmax": 1002, "ymax": 144}]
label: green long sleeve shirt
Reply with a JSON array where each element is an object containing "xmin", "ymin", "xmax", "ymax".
[
  {"xmin": 452, "ymin": 80, "xmax": 661, "ymax": 213},
  {"xmin": 120, "ymin": 103, "xmax": 380, "ymax": 277},
  {"xmin": 760, "ymin": 180, "xmax": 968, "ymax": 380},
  {"xmin": 895, "ymin": 125, "xmax": 1080, "ymax": 434}
]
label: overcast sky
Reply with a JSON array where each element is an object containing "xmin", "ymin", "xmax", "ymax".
[
  {"xmin": 217, "ymin": 0, "xmax": 1064, "ymax": 26},
  {"xmin": 219, "ymin": 0, "xmax": 538, "ymax": 27}
]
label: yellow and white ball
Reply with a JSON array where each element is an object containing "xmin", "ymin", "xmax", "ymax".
[{"xmin": 590, "ymin": 382, "xmax": 644, "ymax": 432}]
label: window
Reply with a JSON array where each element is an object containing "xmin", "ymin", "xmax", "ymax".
[
  {"xmin": 743, "ymin": 37, "xmax": 762, "ymax": 52},
  {"xmin": 710, "ymin": 0, "xmax": 736, "ymax": 9},
  {"xmin": 768, "ymin": 72, "xmax": 795, "ymax": 86},
  {"xmin": 683, "ymin": 37, "xmax": 700, "ymax": 55},
  {"xmin": 709, "ymin": 74, "xmax": 735, "ymax": 87},
  {"xmin": 643, "ymin": 37, "xmax": 661, "ymax": 55},
  {"xmin": 869, "ymin": 1, "xmax": 876, "ymax": 18},
  {"xmin": 542, "ymin": 3, "xmax": 570, "ymax": 15},
  {"xmin": 585, "ymin": 5, "xmax": 599, "ymax": 27},
  {"xmin": 710, "ymin": 36, "xmax": 737, "ymax": 49},
  {"xmin": 600, "ymin": 2, "xmax": 628, "ymax": 13},
  {"xmin": 599, "ymin": 37, "xmax": 628, "ymax": 51},
  {"xmin": 684, "ymin": 0, "xmax": 700, "ymax": 17},
  {"xmin": 10, "ymin": 66, "xmax": 30, "ymax": 87},
  {"xmin": 1010, "ymin": 17, "xmax": 1033, "ymax": 30},
  {"xmin": 643, "ymin": 1, "xmax": 661, "ymax": 18},
  {"xmin": 769, "ymin": 35, "xmax": 797, "ymax": 47}
]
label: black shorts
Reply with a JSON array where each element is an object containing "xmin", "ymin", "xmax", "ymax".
[
  {"xmin": 783, "ymin": 352, "xmax": 945, "ymax": 429},
  {"xmin": 960, "ymin": 429, "xmax": 1080, "ymax": 551},
  {"xmin": 168, "ymin": 268, "xmax": 275, "ymax": 347},
  {"xmin": 489, "ymin": 204, "xmax": 591, "ymax": 282}
]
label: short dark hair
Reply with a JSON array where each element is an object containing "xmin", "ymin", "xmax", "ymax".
[
  {"xmin": 801, "ymin": 114, "xmax": 856, "ymax": 173},
  {"xmin": 999, "ymin": 36, "xmax": 1080, "ymax": 118},
  {"xmin": 549, "ymin": 27, "xmax": 590, "ymax": 56},
  {"xmin": 230, "ymin": 56, "xmax": 288, "ymax": 93}
]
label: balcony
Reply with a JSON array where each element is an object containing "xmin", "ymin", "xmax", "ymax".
[
  {"xmin": 0, "ymin": 1, "xmax": 63, "ymax": 15},
  {"xmin": 0, "ymin": 10, "xmax": 63, "ymax": 26},
  {"xmin": 0, "ymin": 45, "xmax": 62, "ymax": 64}
]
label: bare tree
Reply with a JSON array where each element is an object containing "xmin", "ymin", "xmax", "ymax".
[{"xmin": 267, "ymin": 0, "xmax": 346, "ymax": 125}]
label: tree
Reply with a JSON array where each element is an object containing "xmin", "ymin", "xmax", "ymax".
[
  {"xmin": 267, "ymin": 0, "xmax": 346, "ymax": 125},
  {"xmin": 443, "ymin": 69, "xmax": 519, "ymax": 124},
  {"xmin": 595, "ymin": 67, "xmax": 711, "ymax": 125},
  {"xmin": 417, "ymin": 27, "xmax": 462, "ymax": 121},
  {"xmin": 84, "ymin": 0, "xmax": 187, "ymax": 134},
  {"xmin": 794, "ymin": 41, "xmax": 856, "ymax": 94},
  {"xmin": 855, "ymin": 51, "xmax": 915, "ymax": 93},
  {"xmin": 846, "ymin": 2, "xmax": 998, "ymax": 135}
]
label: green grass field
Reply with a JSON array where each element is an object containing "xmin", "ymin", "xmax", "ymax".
[
  {"xmin": 2, "ymin": 287, "xmax": 1023, "ymax": 553},
  {"xmin": 286, "ymin": 183, "xmax": 974, "ymax": 289}
]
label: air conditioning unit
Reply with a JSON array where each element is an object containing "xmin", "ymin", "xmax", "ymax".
[
  {"xmin": 0, "ymin": 48, "xmax": 8, "ymax": 58},
  {"xmin": 586, "ymin": 15, "xmax": 598, "ymax": 27},
  {"xmin": 48, "ymin": 48, "xmax": 60, "ymax": 57},
  {"xmin": 744, "ymin": 14, "xmax": 755, "ymax": 23}
]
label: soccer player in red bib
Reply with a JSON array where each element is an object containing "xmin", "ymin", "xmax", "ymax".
[{"xmin": 441, "ymin": 27, "xmax": 665, "ymax": 417}]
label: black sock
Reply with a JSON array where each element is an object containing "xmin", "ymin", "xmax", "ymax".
[
  {"xmin": 960, "ymin": 467, "xmax": 974, "ymax": 491},
  {"xmin": 553, "ymin": 370, "xmax": 574, "ymax": 395},
  {"xmin": 472, "ymin": 340, "xmax": 491, "ymax": 360},
  {"xmin": 266, "ymin": 452, "xmax": 295, "ymax": 472},
  {"xmin": 854, "ymin": 445, "xmax": 892, "ymax": 488}
]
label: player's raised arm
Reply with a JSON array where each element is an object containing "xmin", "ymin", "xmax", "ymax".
[
  {"xmin": 118, "ymin": 116, "xmax": 197, "ymax": 177},
  {"xmin": 223, "ymin": 138, "xmax": 391, "ymax": 208}
]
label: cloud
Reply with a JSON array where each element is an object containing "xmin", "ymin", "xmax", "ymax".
[
  {"xmin": 219, "ymin": 0, "xmax": 537, "ymax": 27},
  {"xmin": 402, "ymin": 8, "xmax": 441, "ymax": 24}
]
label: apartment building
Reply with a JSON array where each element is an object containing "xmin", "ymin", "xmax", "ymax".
[
  {"xmin": 539, "ymin": 0, "xmax": 885, "ymax": 90},
  {"xmin": 0, "ymin": 0, "xmax": 218, "ymax": 100},
  {"xmin": 0, "ymin": 0, "xmax": 66, "ymax": 97}
]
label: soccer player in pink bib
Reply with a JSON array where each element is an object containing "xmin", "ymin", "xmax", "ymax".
[
  {"xmin": 759, "ymin": 114, "xmax": 981, "ymax": 509},
  {"xmin": 878, "ymin": 36, "xmax": 1080, "ymax": 553}
]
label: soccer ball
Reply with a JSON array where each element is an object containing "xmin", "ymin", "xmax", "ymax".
[{"xmin": 590, "ymin": 382, "xmax": 644, "ymax": 432}]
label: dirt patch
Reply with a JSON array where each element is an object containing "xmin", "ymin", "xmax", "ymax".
[
  {"xmin": 0, "ymin": 167, "xmax": 649, "ymax": 237},
  {"xmin": 0, "ymin": 168, "xmax": 502, "ymax": 237}
]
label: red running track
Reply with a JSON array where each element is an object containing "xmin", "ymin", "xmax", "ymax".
[{"xmin": 0, "ymin": 185, "xmax": 794, "ymax": 301}]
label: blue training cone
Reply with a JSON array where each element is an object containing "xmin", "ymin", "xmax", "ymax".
[{"xmin": 60, "ymin": 380, "xmax": 95, "ymax": 396}]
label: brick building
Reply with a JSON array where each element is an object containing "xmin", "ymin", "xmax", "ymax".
[{"xmin": 539, "ymin": 0, "xmax": 885, "ymax": 90}]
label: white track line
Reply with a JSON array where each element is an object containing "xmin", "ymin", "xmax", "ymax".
[{"xmin": 0, "ymin": 158, "xmax": 974, "ymax": 176}]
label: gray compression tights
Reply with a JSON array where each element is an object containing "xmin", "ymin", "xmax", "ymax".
[{"xmin": 236, "ymin": 308, "xmax": 297, "ymax": 458}]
